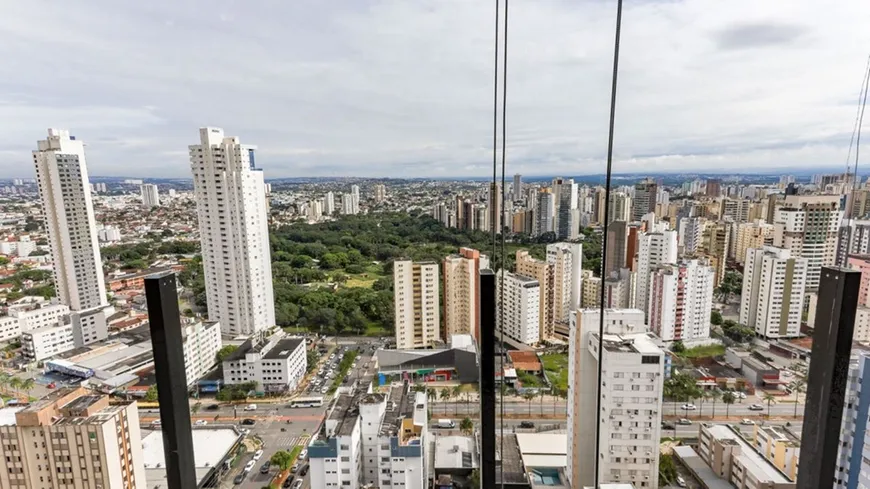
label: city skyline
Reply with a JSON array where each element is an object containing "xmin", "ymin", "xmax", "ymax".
[{"xmin": 1, "ymin": 1, "xmax": 869, "ymax": 178}]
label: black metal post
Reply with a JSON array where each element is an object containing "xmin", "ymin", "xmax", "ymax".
[
  {"xmin": 797, "ymin": 266, "xmax": 860, "ymax": 489},
  {"xmin": 145, "ymin": 271, "xmax": 197, "ymax": 489},
  {"xmin": 479, "ymin": 269, "xmax": 496, "ymax": 489}
]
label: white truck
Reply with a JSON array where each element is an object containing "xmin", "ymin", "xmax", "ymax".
[{"xmin": 436, "ymin": 419, "xmax": 455, "ymax": 429}]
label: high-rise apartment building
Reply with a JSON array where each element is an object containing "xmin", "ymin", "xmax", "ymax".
[
  {"xmin": 679, "ymin": 217, "xmax": 705, "ymax": 254},
  {"xmin": 740, "ymin": 246, "xmax": 808, "ymax": 338},
  {"xmin": 488, "ymin": 182, "xmax": 502, "ymax": 233},
  {"xmin": 603, "ymin": 269, "xmax": 631, "ymax": 309},
  {"xmin": 341, "ymin": 193, "xmax": 356, "ymax": 215},
  {"xmin": 735, "ymin": 220, "xmax": 775, "ymax": 264},
  {"xmin": 605, "ymin": 221, "xmax": 629, "ymax": 276},
  {"xmin": 553, "ymin": 178, "xmax": 578, "ymax": 240},
  {"xmin": 536, "ymin": 189, "xmax": 555, "ymax": 235},
  {"xmin": 568, "ymin": 309, "xmax": 664, "ymax": 489},
  {"xmin": 648, "ymin": 259, "xmax": 714, "ymax": 342},
  {"xmin": 324, "ymin": 191, "xmax": 336, "ymax": 215},
  {"xmin": 837, "ymin": 219, "xmax": 870, "ymax": 266},
  {"xmin": 496, "ymin": 271, "xmax": 541, "ymax": 345},
  {"xmin": 547, "ymin": 243, "xmax": 583, "ymax": 325},
  {"xmin": 513, "ymin": 173, "xmax": 523, "ymax": 198},
  {"xmin": 607, "ymin": 191, "xmax": 632, "ymax": 225},
  {"xmin": 351, "ymin": 184, "xmax": 361, "ymax": 214},
  {"xmin": 442, "ymin": 248, "xmax": 489, "ymax": 340},
  {"xmin": 140, "ymin": 183, "xmax": 159, "ymax": 207},
  {"xmin": 393, "ymin": 261, "xmax": 440, "ymax": 349},
  {"xmin": 702, "ymin": 221, "xmax": 731, "ymax": 286},
  {"xmin": 721, "ymin": 198, "xmax": 751, "ymax": 223},
  {"xmin": 632, "ymin": 179, "xmax": 658, "ymax": 221},
  {"xmin": 33, "ymin": 129, "xmax": 112, "ymax": 347},
  {"xmin": 373, "ymin": 183, "xmax": 386, "ymax": 203},
  {"xmin": 634, "ymin": 230, "xmax": 678, "ymax": 320},
  {"xmin": 516, "ymin": 250, "xmax": 555, "ymax": 340},
  {"xmin": 705, "ymin": 178, "xmax": 722, "ymax": 197},
  {"xmin": 189, "ymin": 127, "xmax": 276, "ymax": 335},
  {"xmin": 307, "ymin": 199, "xmax": 323, "ymax": 221},
  {"xmin": 773, "ymin": 195, "xmax": 843, "ymax": 290},
  {"xmin": 0, "ymin": 387, "xmax": 146, "ymax": 489},
  {"xmin": 834, "ymin": 348, "xmax": 870, "ymax": 489}
]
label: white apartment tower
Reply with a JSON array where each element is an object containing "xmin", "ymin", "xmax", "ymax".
[
  {"xmin": 324, "ymin": 191, "xmax": 336, "ymax": 215},
  {"xmin": 394, "ymin": 261, "xmax": 440, "ymax": 349},
  {"xmin": 648, "ymin": 259, "xmax": 715, "ymax": 342},
  {"xmin": 773, "ymin": 194, "xmax": 843, "ymax": 290},
  {"xmin": 547, "ymin": 242, "xmax": 583, "ymax": 325},
  {"xmin": 496, "ymin": 270, "xmax": 541, "ymax": 345},
  {"xmin": 351, "ymin": 184, "xmax": 361, "ymax": 213},
  {"xmin": 189, "ymin": 127, "xmax": 276, "ymax": 335},
  {"xmin": 740, "ymin": 246, "xmax": 808, "ymax": 338},
  {"xmin": 140, "ymin": 183, "xmax": 160, "ymax": 207},
  {"xmin": 568, "ymin": 309, "xmax": 664, "ymax": 489},
  {"xmin": 634, "ymin": 230, "xmax": 678, "ymax": 320},
  {"xmin": 373, "ymin": 183, "xmax": 387, "ymax": 203}
]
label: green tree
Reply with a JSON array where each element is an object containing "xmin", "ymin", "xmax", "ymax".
[
  {"xmin": 763, "ymin": 393, "xmax": 776, "ymax": 419},
  {"xmin": 459, "ymin": 417, "xmax": 474, "ymax": 436},
  {"xmin": 452, "ymin": 385, "xmax": 463, "ymax": 416},
  {"xmin": 671, "ymin": 341, "xmax": 686, "ymax": 354},
  {"xmin": 9, "ymin": 377, "xmax": 22, "ymax": 395},
  {"xmin": 469, "ymin": 469, "xmax": 480, "ymax": 489},
  {"xmin": 270, "ymin": 450, "xmax": 295, "ymax": 471},
  {"xmin": 20, "ymin": 378, "xmax": 35, "ymax": 398},
  {"xmin": 709, "ymin": 389, "xmax": 721, "ymax": 418},
  {"xmin": 523, "ymin": 391, "xmax": 536, "ymax": 416},
  {"xmin": 789, "ymin": 378, "xmax": 806, "ymax": 418},
  {"xmin": 659, "ymin": 453, "xmax": 678, "ymax": 485},
  {"xmin": 711, "ymin": 309, "xmax": 723, "ymax": 325},
  {"xmin": 440, "ymin": 388, "xmax": 451, "ymax": 415},
  {"xmin": 215, "ymin": 345, "xmax": 239, "ymax": 364},
  {"xmin": 144, "ymin": 384, "xmax": 159, "ymax": 402},
  {"xmin": 722, "ymin": 391, "xmax": 736, "ymax": 419}
]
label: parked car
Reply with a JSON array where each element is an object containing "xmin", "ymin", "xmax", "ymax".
[
  {"xmin": 282, "ymin": 477, "xmax": 294, "ymax": 488},
  {"xmin": 676, "ymin": 475, "xmax": 687, "ymax": 487},
  {"xmin": 206, "ymin": 404, "xmax": 220, "ymax": 411},
  {"xmin": 292, "ymin": 480, "xmax": 303, "ymax": 489},
  {"xmin": 748, "ymin": 404, "xmax": 764, "ymax": 411},
  {"xmin": 194, "ymin": 420, "xmax": 208, "ymax": 426},
  {"xmin": 244, "ymin": 404, "xmax": 257, "ymax": 411},
  {"xmin": 741, "ymin": 419, "xmax": 755, "ymax": 425},
  {"xmin": 234, "ymin": 473, "xmax": 246, "ymax": 485},
  {"xmin": 677, "ymin": 418, "xmax": 692, "ymax": 425},
  {"xmin": 241, "ymin": 418, "xmax": 256, "ymax": 426},
  {"xmin": 243, "ymin": 461, "xmax": 255, "ymax": 473},
  {"xmin": 290, "ymin": 463, "xmax": 299, "ymax": 473},
  {"xmin": 260, "ymin": 461, "xmax": 271, "ymax": 474},
  {"xmin": 519, "ymin": 421, "xmax": 535, "ymax": 429},
  {"xmin": 299, "ymin": 465, "xmax": 309, "ymax": 476},
  {"xmin": 253, "ymin": 450, "xmax": 264, "ymax": 461},
  {"xmin": 298, "ymin": 449, "xmax": 308, "ymax": 460},
  {"xmin": 735, "ymin": 392, "xmax": 747, "ymax": 399},
  {"xmin": 680, "ymin": 403, "xmax": 697, "ymax": 411},
  {"xmin": 661, "ymin": 422, "xmax": 675, "ymax": 430}
]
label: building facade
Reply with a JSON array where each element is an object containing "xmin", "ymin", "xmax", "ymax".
[
  {"xmin": 189, "ymin": 127, "xmax": 275, "ymax": 335},
  {"xmin": 634, "ymin": 230, "xmax": 678, "ymax": 320},
  {"xmin": 139, "ymin": 183, "xmax": 159, "ymax": 207},
  {"xmin": 516, "ymin": 250, "xmax": 556, "ymax": 341},
  {"xmin": 496, "ymin": 271, "xmax": 541, "ymax": 345},
  {"xmin": 648, "ymin": 259, "xmax": 714, "ymax": 342},
  {"xmin": 735, "ymin": 220, "xmax": 775, "ymax": 264},
  {"xmin": 547, "ymin": 242, "xmax": 583, "ymax": 325},
  {"xmin": 442, "ymin": 248, "xmax": 489, "ymax": 341},
  {"xmin": 394, "ymin": 261, "xmax": 440, "ymax": 349},
  {"xmin": 740, "ymin": 246, "xmax": 808, "ymax": 339},
  {"xmin": 773, "ymin": 194, "xmax": 843, "ymax": 291},
  {"xmin": 182, "ymin": 321, "xmax": 223, "ymax": 386},
  {"xmin": 222, "ymin": 334, "xmax": 306, "ymax": 393}
]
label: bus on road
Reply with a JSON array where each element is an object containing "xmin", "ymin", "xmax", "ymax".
[{"xmin": 289, "ymin": 396, "xmax": 324, "ymax": 408}]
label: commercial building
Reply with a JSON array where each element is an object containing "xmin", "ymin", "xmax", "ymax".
[
  {"xmin": 222, "ymin": 333, "xmax": 306, "ymax": 393},
  {"xmin": 634, "ymin": 230, "xmax": 678, "ymax": 320},
  {"xmin": 740, "ymin": 246, "xmax": 808, "ymax": 339},
  {"xmin": 547, "ymin": 242, "xmax": 583, "ymax": 325},
  {"xmin": 568, "ymin": 309, "xmax": 664, "ymax": 489},
  {"xmin": 773, "ymin": 194, "xmax": 843, "ymax": 290},
  {"xmin": 648, "ymin": 259, "xmax": 715, "ymax": 342},
  {"xmin": 376, "ymin": 336, "xmax": 479, "ymax": 384},
  {"xmin": 33, "ymin": 128, "xmax": 112, "ymax": 345},
  {"xmin": 696, "ymin": 424, "xmax": 794, "ymax": 488},
  {"xmin": 394, "ymin": 260, "xmax": 441, "ymax": 349},
  {"xmin": 735, "ymin": 220, "xmax": 775, "ymax": 264},
  {"xmin": 496, "ymin": 271, "xmax": 541, "ymax": 345},
  {"xmin": 140, "ymin": 183, "xmax": 160, "ymax": 207},
  {"xmin": 189, "ymin": 127, "xmax": 276, "ymax": 335},
  {"xmin": 516, "ymin": 250, "xmax": 556, "ymax": 341},
  {"xmin": 442, "ymin": 248, "xmax": 489, "ymax": 340},
  {"xmin": 0, "ymin": 387, "xmax": 146, "ymax": 489},
  {"xmin": 310, "ymin": 382, "xmax": 428, "ymax": 489}
]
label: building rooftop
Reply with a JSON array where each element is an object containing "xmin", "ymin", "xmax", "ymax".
[
  {"xmin": 516, "ymin": 433, "xmax": 567, "ymax": 469},
  {"xmin": 142, "ymin": 427, "xmax": 242, "ymax": 489},
  {"xmin": 703, "ymin": 424, "xmax": 791, "ymax": 484},
  {"xmin": 672, "ymin": 446, "xmax": 733, "ymax": 489},
  {"xmin": 433, "ymin": 435, "xmax": 478, "ymax": 470},
  {"xmin": 758, "ymin": 425, "xmax": 800, "ymax": 447},
  {"xmin": 596, "ymin": 332, "xmax": 663, "ymax": 355},
  {"xmin": 263, "ymin": 338, "xmax": 305, "ymax": 360},
  {"xmin": 327, "ymin": 393, "xmax": 362, "ymax": 437}
]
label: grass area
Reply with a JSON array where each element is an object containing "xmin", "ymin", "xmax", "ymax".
[
  {"xmin": 343, "ymin": 263, "xmax": 385, "ymax": 288},
  {"xmin": 679, "ymin": 344, "xmax": 726, "ymax": 359},
  {"xmin": 288, "ymin": 445, "xmax": 303, "ymax": 461},
  {"xmin": 328, "ymin": 350, "xmax": 360, "ymax": 394},
  {"xmin": 541, "ymin": 353, "xmax": 569, "ymax": 391},
  {"xmin": 283, "ymin": 325, "xmax": 307, "ymax": 335},
  {"xmin": 518, "ymin": 371, "xmax": 544, "ymax": 387},
  {"xmin": 364, "ymin": 322, "xmax": 389, "ymax": 337}
]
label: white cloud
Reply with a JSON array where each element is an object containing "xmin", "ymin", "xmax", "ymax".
[{"xmin": 0, "ymin": 0, "xmax": 868, "ymax": 178}]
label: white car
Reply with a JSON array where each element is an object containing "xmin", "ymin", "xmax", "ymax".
[
  {"xmin": 194, "ymin": 420, "xmax": 208, "ymax": 426},
  {"xmin": 298, "ymin": 449, "xmax": 307, "ymax": 460},
  {"xmin": 741, "ymin": 419, "xmax": 755, "ymax": 425},
  {"xmin": 680, "ymin": 404, "xmax": 697, "ymax": 411},
  {"xmin": 676, "ymin": 475, "xmax": 687, "ymax": 487},
  {"xmin": 735, "ymin": 392, "xmax": 747, "ymax": 399},
  {"xmin": 243, "ymin": 461, "xmax": 255, "ymax": 472},
  {"xmin": 253, "ymin": 450, "xmax": 264, "ymax": 461}
]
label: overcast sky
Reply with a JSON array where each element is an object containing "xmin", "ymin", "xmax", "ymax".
[{"xmin": 1, "ymin": 0, "xmax": 869, "ymax": 178}]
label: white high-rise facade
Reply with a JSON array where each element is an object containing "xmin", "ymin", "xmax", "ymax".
[
  {"xmin": 568, "ymin": 309, "xmax": 664, "ymax": 489},
  {"xmin": 634, "ymin": 230, "xmax": 678, "ymax": 320},
  {"xmin": 648, "ymin": 259, "xmax": 714, "ymax": 342},
  {"xmin": 324, "ymin": 191, "xmax": 336, "ymax": 215},
  {"xmin": 547, "ymin": 242, "xmax": 583, "ymax": 325},
  {"xmin": 140, "ymin": 183, "xmax": 160, "ymax": 207},
  {"xmin": 393, "ymin": 261, "xmax": 440, "ymax": 349},
  {"xmin": 351, "ymin": 184, "xmax": 361, "ymax": 214},
  {"xmin": 34, "ymin": 129, "xmax": 108, "ymax": 313},
  {"xmin": 496, "ymin": 270, "xmax": 541, "ymax": 345},
  {"xmin": 773, "ymin": 194, "xmax": 842, "ymax": 290},
  {"xmin": 740, "ymin": 246, "xmax": 808, "ymax": 338},
  {"xmin": 189, "ymin": 127, "xmax": 275, "ymax": 335}
]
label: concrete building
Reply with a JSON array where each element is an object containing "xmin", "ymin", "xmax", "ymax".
[
  {"xmin": 696, "ymin": 424, "xmax": 794, "ymax": 488},
  {"xmin": 608, "ymin": 192, "xmax": 632, "ymax": 225},
  {"xmin": 838, "ymin": 219, "xmax": 870, "ymax": 266},
  {"xmin": 568, "ymin": 309, "xmax": 663, "ymax": 489},
  {"xmin": 603, "ymin": 270, "xmax": 632, "ymax": 309},
  {"xmin": 752, "ymin": 424, "xmax": 800, "ymax": 481},
  {"xmin": 0, "ymin": 299, "xmax": 70, "ymax": 342},
  {"xmin": 736, "ymin": 220, "xmax": 775, "ymax": 264},
  {"xmin": 351, "ymin": 184, "xmax": 360, "ymax": 214},
  {"xmin": 189, "ymin": 127, "xmax": 275, "ymax": 335},
  {"xmin": 222, "ymin": 333, "xmax": 306, "ymax": 393},
  {"xmin": 648, "ymin": 259, "xmax": 715, "ymax": 342},
  {"xmin": 33, "ymin": 128, "xmax": 112, "ymax": 345},
  {"xmin": 324, "ymin": 191, "xmax": 336, "ymax": 216},
  {"xmin": 513, "ymin": 173, "xmax": 523, "ymax": 199},
  {"xmin": 142, "ymin": 427, "xmax": 243, "ymax": 489},
  {"xmin": 516, "ymin": 250, "xmax": 556, "ymax": 341},
  {"xmin": 553, "ymin": 178, "xmax": 578, "ymax": 240},
  {"xmin": 97, "ymin": 225, "xmax": 122, "ymax": 243},
  {"xmin": 721, "ymin": 198, "xmax": 751, "ymax": 223},
  {"xmin": 680, "ymin": 217, "xmax": 705, "ymax": 255},
  {"xmin": 634, "ymin": 230, "xmax": 678, "ymax": 320},
  {"xmin": 701, "ymin": 221, "xmax": 731, "ymax": 287},
  {"xmin": 341, "ymin": 193, "xmax": 356, "ymax": 215},
  {"xmin": 740, "ymin": 246, "xmax": 807, "ymax": 339},
  {"xmin": 140, "ymin": 183, "xmax": 159, "ymax": 207},
  {"xmin": 536, "ymin": 189, "xmax": 555, "ymax": 236},
  {"xmin": 394, "ymin": 261, "xmax": 440, "ymax": 349},
  {"xmin": 773, "ymin": 194, "xmax": 843, "ymax": 290},
  {"xmin": 311, "ymin": 382, "xmax": 428, "ymax": 489},
  {"xmin": 496, "ymin": 271, "xmax": 541, "ymax": 345},
  {"xmin": 442, "ymin": 248, "xmax": 488, "ymax": 341},
  {"xmin": 632, "ymin": 179, "xmax": 657, "ymax": 221},
  {"xmin": 307, "ymin": 199, "xmax": 323, "ymax": 221},
  {"xmin": 373, "ymin": 183, "xmax": 387, "ymax": 203},
  {"xmin": 706, "ymin": 179, "xmax": 722, "ymax": 197},
  {"xmin": 605, "ymin": 221, "xmax": 629, "ymax": 276},
  {"xmin": 489, "ymin": 182, "xmax": 502, "ymax": 233},
  {"xmin": 0, "ymin": 237, "xmax": 36, "ymax": 257},
  {"xmin": 22, "ymin": 323, "xmax": 75, "ymax": 361},
  {"xmin": 548, "ymin": 242, "xmax": 583, "ymax": 325},
  {"xmin": 582, "ymin": 276, "xmax": 602, "ymax": 309},
  {"xmin": 0, "ymin": 387, "xmax": 146, "ymax": 489},
  {"xmin": 835, "ymin": 349, "xmax": 870, "ymax": 489}
]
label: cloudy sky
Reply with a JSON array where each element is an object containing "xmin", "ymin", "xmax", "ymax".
[{"xmin": 1, "ymin": 0, "xmax": 869, "ymax": 178}]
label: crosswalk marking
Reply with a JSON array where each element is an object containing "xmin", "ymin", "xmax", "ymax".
[{"xmin": 275, "ymin": 434, "xmax": 310, "ymax": 448}]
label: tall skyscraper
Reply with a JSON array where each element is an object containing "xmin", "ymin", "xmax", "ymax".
[
  {"xmin": 679, "ymin": 216, "xmax": 705, "ymax": 254},
  {"xmin": 735, "ymin": 220, "xmax": 775, "ymax": 264},
  {"xmin": 773, "ymin": 194, "xmax": 843, "ymax": 290},
  {"xmin": 547, "ymin": 242, "xmax": 583, "ymax": 325},
  {"xmin": 140, "ymin": 183, "xmax": 160, "ymax": 207},
  {"xmin": 634, "ymin": 230, "xmax": 678, "ymax": 319},
  {"xmin": 535, "ymin": 189, "xmax": 555, "ymax": 236},
  {"xmin": 373, "ymin": 183, "xmax": 386, "ymax": 203},
  {"xmin": 837, "ymin": 219, "xmax": 870, "ymax": 266},
  {"xmin": 568, "ymin": 309, "xmax": 663, "ymax": 489},
  {"xmin": 648, "ymin": 259, "xmax": 715, "ymax": 342},
  {"xmin": 834, "ymin": 348, "xmax": 870, "ymax": 489},
  {"xmin": 513, "ymin": 173, "xmax": 523, "ymax": 200},
  {"xmin": 488, "ymin": 182, "xmax": 502, "ymax": 233},
  {"xmin": 553, "ymin": 178, "xmax": 578, "ymax": 240},
  {"xmin": 341, "ymin": 193, "xmax": 355, "ymax": 215},
  {"xmin": 189, "ymin": 127, "xmax": 275, "ymax": 335},
  {"xmin": 607, "ymin": 191, "xmax": 631, "ymax": 225},
  {"xmin": 705, "ymin": 178, "xmax": 722, "ymax": 197},
  {"xmin": 393, "ymin": 260, "xmax": 440, "ymax": 349},
  {"xmin": 740, "ymin": 246, "xmax": 808, "ymax": 338},
  {"xmin": 631, "ymin": 179, "xmax": 658, "ymax": 220},
  {"xmin": 703, "ymin": 221, "xmax": 731, "ymax": 286},
  {"xmin": 496, "ymin": 270, "xmax": 541, "ymax": 345},
  {"xmin": 516, "ymin": 250, "xmax": 555, "ymax": 340},
  {"xmin": 604, "ymin": 220, "xmax": 629, "ymax": 276},
  {"xmin": 442, "ymin": 248, "xmax": 489, "ymax": 340},
  {"xmin": 33, "ymin": 129, "xmax": 111, "ymax": 346},
  {"xmin": 324, "ymin": 191, "xmax": 336, "ymax": 215},
  {"xmin": 351, "ymin": 184, "xmax": 360, "ymax": 214}
]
